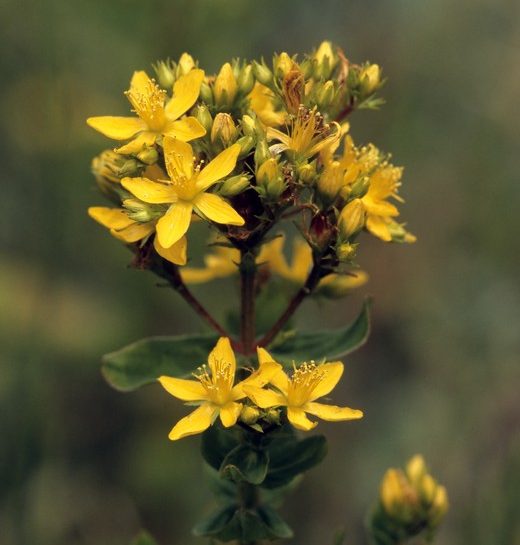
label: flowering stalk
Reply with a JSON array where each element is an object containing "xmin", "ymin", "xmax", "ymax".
[{"xmin": 86, "ymin": 43, "xmax": 445, "ymax": 545}]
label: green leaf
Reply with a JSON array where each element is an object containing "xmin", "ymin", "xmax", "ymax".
[
  {"xmin": 192, "ymin": 505, "xmax": 237, "ymax": 537},
  {"xmin": 263, "ymin": 434, "xmax": 328, "ymax": 489},
  {"xmin": 130, "ymin": 531, "xmax": 159, "ymax": 545},
  {"xmin": 201, "ymin": 423, "xmax": 241, "ymax": 471},
  {"xmin": 270, "ymin": 298, "xmax": 371, "ymax": 364},
  {"xmin": 220, "ymin": 444, "xmax": 269, "ymax": 485},
  {"xmin": 102, "ymin": 333, "xmax": 218, "ymax": 391},
  {"xmin": 258, "ymin": 505, "xmax": 294, "ymax": 538}
]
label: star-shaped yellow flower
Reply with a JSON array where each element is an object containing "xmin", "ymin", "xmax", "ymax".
[
  {"xmin": 88, "ymin": 206, "xmax": 187, "ymax": 265},
  {"xmin": 158, "ymin": 338, "xmax": 282, "ymax": 440},
  {"xmin": 87, "ymin": 69, "xmax": 206, "ymax": 154},
  {"xmin": 244, "ymin": 348, "xmax": 363, "ymax": 431},
  {"xmin": 121, "ymin": 138, "xmax": 244, "ymax": 249}
]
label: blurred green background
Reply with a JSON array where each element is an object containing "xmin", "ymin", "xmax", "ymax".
[{"xmin": 1, "ymin": 0, "xmax": 519, "ymax": 544}]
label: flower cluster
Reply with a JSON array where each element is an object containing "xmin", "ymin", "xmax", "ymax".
[
  {"xmin": 88, "ymin": 42, "xmax": 414, "ymax": 288},
  {"xmin": 159, "ymin": 337, "xmax": 362, "ymax": 440}
]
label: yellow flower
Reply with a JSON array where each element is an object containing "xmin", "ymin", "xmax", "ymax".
[
  {"xmin": 244, "ymin": 348, "xmax": 363, "ymax": 431},
  {"xmin": 158, "ymin": 338, "xmax": 281, "ymax": 440},
  {"xmin": 121, "ymin": 137, "xmax": 244, "ymax": 249},
  {"xmin": 267, "ymin": 106, "xmax": 341, "ymax": 161},
  {"xmin": 88, "ymin": 206, "xmax": 187, "ymax": 265},
  {"xmin": 181, "ymin": 245, "xmax": 239, "ymax": 284},
  {"xmin": 249, "ymin": 82, "xmax": 286, "ymax": 127},
  {"xmin": 87, "ymin": 69, "xmax": 206, "ymax": 154}
]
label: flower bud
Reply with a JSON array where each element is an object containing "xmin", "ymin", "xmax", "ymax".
[
  {"xmin": 123, "ymin": 199, "xmax": 156, "ymax": 223},
  {"xmin": 265, "ymin": 408, "xmax": 280, "ymax": 425},
  {"xmin": 252, "ymin": 60, "xmax": 274, "ymax": 87},
  {"xmin": 317, "ymin": 80, "xmax": 335, "ymax": 108},
  {"xmin": 406, "ymin": 454, "xmax": 427, "ymax": 486},
  {"xmin": 274, "ymin": 52, "xmax": 294, "ymax": 78},
  {"xmin": 257, "ymin": 158, "xmax": 285, "ymax": 200},
  {"xmin": 91, "ymin": 150, "xmax": 128, "ymax": 183},
  {"xmin": 430, "ymin": 486, "xmax": 449, "ymax": 525},
  {"xmin": 254, "ymin": 139, "xmax": 271, "ymax": 167},
  {"xmin": 199, "ymin": 81, "xmax": 213, "ymax": 104},
  {"xmin": 236, "ymin": 135, "xmax": 255, "ymax": 157},
  {"xmin": 178, "ymin": 52, "xmax": 195, "ymax": 76},
  {"xmin": 317, "ymin": 161, "xmax": 343, "ymax": 203},
  {"xmin": 240, "ymin": 405, "xmax": 261, "ymax": 425},
  {"xmin": 314, "ymin": 41, "xmax": 337, "ymax": 79},
  {"xmin": 118, "ymin": 158, "xmax": 142, "ymax": 178},
  {"xmin": 211, "ymin": 113, "xmax": 237, "ymax": 145},
  {"xmin": 219, "ymin": 175, "xmax": 250, "ymax": 197},
  {"xmin": 195, "ymin": 104, "xmax": 213, "ymax": 132},
  {"xmin": 214, "ymin": 62, "xmax": 237, "ymax": 107},
  {"xmin": 237, "ymin": 64, "xmax": 255, "ymax": 95},
  {"xmin": 360, "ymin": 64, "xmax": 381, "ymax": 95},
  {"xmin": 241, "ymin": 114, "xmax": 256, "ymax": 137},
  {"xmin": 136, "ymin": 147, "xmax": 159, "ymax": 165},
  {"xmin": 297, "ymin": 162, "xmax": 316, "ymax": 184},
  {"xmin": 153, "ymin": 59, "xmax": 175, "ymax": 88},
  {"xmin": 349, "ymin": 175, "xmax": 370, "ymax": 198},
  {"xmin": 338, "ymin": 198, "xmax": 365, "ymax": 239}
]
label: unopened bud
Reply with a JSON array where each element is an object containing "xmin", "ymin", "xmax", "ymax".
[
  {"xmin": 211, "ymin": 113, "xmax": 237, "ymax": 145},
  {"xmin": 265, "ymin": 408, "xmax": 280, "ymax": 425},
  {"xmin": 123, "ymin": 198, "xmax": 155, "ymax": 223},
  {"xmin": 237, "ymin": 64, "xmax": 255, "ymax": 95},
  {"xmin": 253, "ymin": 60, "xmax": 274, "ymax": 87},
  {"xmin": 240, "ymin": 405, "xmax": 261, "ymax": 425},
  {"xmin": 317, "ymin": 161, "xmax": 343, "ymax": 203},
  {"xmin": 406, "ymin": 454, "xmax": 427, "ymax": 486},
  {"xmin": 317, "ymin": 80, "xmax": 335, "ymax": 108},
  {"xmin": 214, "ymin": 62, "xmax": 237, "ymax": 107},
  {"xmin": 236, "ymin": 135, "xmax": 255, "ymax": 157},
  {"xmin": 257, "ymin": 158, "xmax": 285, "ymax": 199},
  {"xmin": 153, "ymin": 59, "xmax": 175, "ymax": 88},
  {"xmin": 136, "ymin": 147, "xmax": 158, "ymax": 165},
  {"xmin": 178, "ymin": 52, "xmax": 195, "ymax": 75},
  {"xmin": 314, "ymin": 41, "xmax": 338, "ymax": 79},
  {"xmin": 349, "ymin": 175, "xmax": 370, "ymax": 198},
  {"xmin": 430, "ymin": 486, "xmax": 449, "ymax": 525},
  {"xmin": 91, "ymin": 150, "xmax": 127, "ymax": 183},
  {"xmin": 338, "ymin": 198, "xmax": 365, "ymax": 239},
  {"xmin": 199, "ymin": 81, "xmax": 213, "ymax": 104},
  {"xmin": 195, "ymin": 104, "xmax": 213, "ymax": 132},
  {"xmin": 297, "ymin": 162, "xmax": 316, "ymax": 184},
  {"xmin": 254, "ymin": 139, "xmax": 271, "ymax": 166},
  {"xmin": 360, "ymin": 64, "xmax": 381, "ymax": 95},
  {"xmin": 241, "ymin": 115, "xmax": 256, "ymax": 137},
  {"xmin": 274, "ymin": 52, "xmax": 294, "ymax": 78},
  {"xmin": 219, "ymin": 175, "xmax": 250, "ymax": 197},
  {"xmin": 118, "ymin": 158, "xmax": 142, "ymax": 178}
]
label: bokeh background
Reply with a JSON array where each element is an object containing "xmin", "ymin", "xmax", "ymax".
[{"xmin": 1, "ymin": 0, "xmax": 519, "ymax": 544}]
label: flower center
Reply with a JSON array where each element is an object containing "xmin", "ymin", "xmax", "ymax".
[
  {"xmin": 287, "ymin": 361, "xmax": 325, "ymax": 407},
  {"xmin": 125, "ymin": 79, "xmax": 167, "ymax": 131},
  {"xmin": 193, "ymin": 359, "xmax": 233, "ymax": 405},
  {"xmin": 290, "ymin": 106, "xmax": 331, "ymax": 155},
  {"xmin": 167, "ymin": 154, "xmax": 204, "ymax": 201}
]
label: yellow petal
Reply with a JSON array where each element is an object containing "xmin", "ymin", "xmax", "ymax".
[
  {"xmin": 289, "ymin": 238, "xmax": 312, "ymax": 283},
  {"xmin": 86, "ymin": 116, "xmax": 146, "ymax": 140},
  {"xmin": 287, "ymin": 407, "xmax": 317, "ymax": 431},
  {"xmin": 163, "ymin": 116, "xmax": 206, "ymax": 142},
  {"xmin": 165, "ymin": 69, "xmax": 205, "ymax": 120},
  {"xmin": 129, "ymin": 70, "xmax": 153, "ymax": 95},
  {"xmin": 88, "ymin": 207, "xmax": 133, "ymax": 230},
  {"xmin": 115, "ymin": 132, "xmax": 157, "ymax": 154},
  {"xmin": 232, "ymin": 361, "xmax": 283, "ymax": 399},
  {"xmin": 259, "ymin": 236, "xmax": 290, "ymax": 278},
  {"xmin": 154, "ymin": 235, "xmax": 187, "ymax": 265},
  {"xmin": 168, "ymin": 403, "xmax": 217, "ymax": 441},
  {"xmin": 266, "ymin": 127, "xmax": 291, "ymax": 147},
  {"xmin": 163, "ymin": 137, "xmax": 194, "ymax": 180},
  {"xmin": 219, "ymin": 401, "xmax": 242, "ymax": 428},
  {"xmin": 156, "ymin": 201, "xmax": 193, "ymax": 248},
  {"xmin": 362, "ymin": 199, "xmax": 399, "ymax": 217},
  {"xmin": 208, "ymin": 337, "xmax": 236, "ymax": 379},
  {"xmin": 304, "ymin": 402, "xmax": 363, "ymax": 421},
  {"xmin": 309, "ymin": 362, "xmax": 344, "ymax": 401},
  {"xmin": 114, "ymin": 222, "xmax": 154, "ymax": 243},
  {"xmin": 366, "ymin": 215, "xmax": 392, "ymax": 242},
  {"xmin": 308, "ymin": 122, "xmax": 341, "ymax": 157},
  {"xmin": 121, "ymin": 177, "xmax": 177, "ymax": 204},
  {"xmin": 242, "ymin": 385, "xmax": 286, "ymax": 408},
  {"xmin": 158, "ymin": 376, "xmax": 207, "ymax": 401},
  {"xmin": 195, "ymin": 144, "xmax": 241, "ymax": 191},
  {"xmin": 194, "ymin": 193, "xmax": 244, "ymax": 226}
]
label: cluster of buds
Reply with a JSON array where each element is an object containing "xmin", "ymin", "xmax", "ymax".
[{"xmin": 369, "ymin": 455, "xmax": 449, "ymax": 544}]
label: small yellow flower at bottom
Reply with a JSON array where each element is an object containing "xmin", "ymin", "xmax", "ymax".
[
  {"xmin": 158, "ymin": 338, "xmax": 281, "ymax": 440},
  {"xmin": 243, "ymin": 348, "xmax": 363, "ymax": 431}
]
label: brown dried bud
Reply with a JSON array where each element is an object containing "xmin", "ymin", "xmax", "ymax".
[{"xmin": 282, "ymin": 68, "xmax": 305, "ymax": 115}]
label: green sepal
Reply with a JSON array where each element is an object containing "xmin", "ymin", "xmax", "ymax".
[
  {"xmin": 270, "ymin": 298, "xmax": 371, "ymax": 364},
  {"xmin": 130, "ymin": 531, "xmax": 159, "ymax": 545},
  {"xmin": 220, "ymin": 444, "xmax": 269, "ymax": 485},
  {"xmin": 257, "ymin": 505, "xmax": 294, "ymax": 538},
  {"xmin": 263, "ymin": 433, "xmax": 328, "ymax": 489},
  {"xmin": 192, "ymin": 504, "xmax": 237, "ymax": 538},
  {"xmin": 101, "ymin": 333, "xmax": 218, "ymax": 391}
]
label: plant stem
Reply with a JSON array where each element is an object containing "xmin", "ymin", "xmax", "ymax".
[
  {"xmin": 258, "ymin": 260, "xmax": 322, "ymax": 347},
  {"xmin": 156, "ymin": 260, "xmax": 230, "ymax": 338},
  {"xmin": 239, "ymin": 248, "xmax": 257, "ymax": 354}
]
